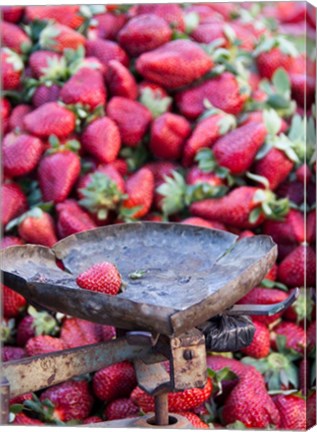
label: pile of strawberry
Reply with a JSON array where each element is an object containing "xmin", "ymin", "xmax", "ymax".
[{"xmin": 1, "ymin": 2, "xmax": 316, "ymax": 429}]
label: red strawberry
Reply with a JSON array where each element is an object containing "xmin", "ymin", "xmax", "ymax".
[
  {"xmin": 3, "ymin": 132, "xmax": 44, "ymax": 177},
  {"xmin": 2, "ymin": 346, "xmax": 27, "ymax": 362},
  {"xmin": 271, "ymin": 321, "xmax": 306, "ymax": 354},
  {"xmin": 32, "ymin": 84, "xmax": 61, "ymax": 108},
  {"xmin": 131, "ymin": 378, "xmax": 212, "ymax": 412},
  {"xmin": 278, "ymin": 244, "xmax": 316, "ymax": 287},
  {"xmin": 121, "ymin": 168, "xmax": 154, "ymax": 219},
  {"xmin": 106, "ymin": 60, "xmax": 138, "ymax": 100},
  {"xmin": 186, "ymin": 167, "xmax": 224, "ymax": 187},
  {"xmin": 149, "ymin": 113, "xmax": 191, "ymax": 160},
  {"xmin": 182, "ymin": 112, "xmax": 236, "ymax": 167},
  {"xmin": 56, "ymin": 200, "xmax": 96, "ymax": 238},
  {"xmin": 25, "ymin": 335, "xmax": 66, "ymax": 356},
  {"xmin": 1, "ymin": 21, "xmax": 31, "ymax": 54},
  {"xmin": 107, "ymin": 97, "xmax": 152, "ymax": 147},
  {"xmin": 17, "ymin": 308, "xmax": 57, "ymax": 347},
  {"xmin": 85, "ymin": 39, "xmax": 129, "ymax": 71},
  {"xmin": 222, "ymin": 369, "xmax": 280, "ymax": 428},
  {"xmin": 276, "ymin": 2, "xmax": 306, "ymax": 23},
  {"xmin": 16, "ymin": 209, "xmax": 58, "ymax": 247},
  {"xmin": 135, "ymin": 4, "xmax": 185, "ymax": 31},
  {"xmin": 241, "ymin": 320, "xmax": 270, "ymax": 358},
  {"xmin": 8, "ymin": 104, "xmax": 32, "ymax": 131},
  {"xmin": 263, "ymin": 209, "xmax": 305, "ymax": 245},
  {"xmin": 1, "ymin": 183, "xmax": 27, "ymax": 227},
  {"xmin": 13, "ymin": 413, "xmax": 44, "ymax": 425},
  {"xmin": 212, "ymin": 122, "xmax": 267, "ymax": 175},
  {"xmin": 25, "ymin": 5, "xmax": 84, "ymax": 29},
  {"xmin": 118, "ymin": 14, "xmax": 172, "ymax": 57},
  {"xmin": 178, "ymin": 412, "xmax": 208, "ymax": 428},
  {"xmin": 93, "ymin": 12, "xmax": 127, "ymax": 40},
  {"xmin": 208, "ymin": 3, "xmax": 239, "ymax": 19},
  {"xmin": 238, "ymin": 287, "xmax": 288, "ymax": 325},
  {"xmin": 10, "ymin": 392, "xmax": 33, "ymax": 405},
  {"xmin": 81, "ymin": 117, "xmax": 121, "ymax": 164},
  {"xmin": 307, "ymin": 392, "xmax": 316, "ymax": 430},
  {"xmin": 307, "ymin": 209, "xmax": 316, "ymax": 244},
  {"xmin": 39, "ymin": 23, "xmax": 86, "ymax": 53},
  {"xmin": 190, "ymin": 186, "xmax": 288, "ymax": 229},
  {"xmin": 138, "ymin": 81, "xmax": 172, "ymax": 118},
  {"xmin": 60, "ymin": 67, "xmax": 106, "ymax": 109},
  {"xmin": 40, "ymin": 380, "xmax": 93, "ymax": 422},
  {"xmin": 207, "ymin": 355, "xmax": 249, "ymax": 378},
  {"xmin": 93, "ymin": 362, "xmax": 137, "ymax": 402},
  {"xmin": 296, "ymin": 164, "xmax": 312, "ymax": 184},
  {"xmin": 265, "ymin": 263, "xmax": 278, "ymax": 281},
  {"xmin": 38, "ymin": 149, "xmax": 81, "ymax": 203},
  {"xmin": 181, "ymin": 217, "xmax": 226, "ymax": 231},
  {"xmin": 76, "ymin": 262, "xmax": 122, "ymax": 295},
  {"xmin": 24, "ymin": 102, "xmax": 76, "ymax": 138},
  {"xmin": 2, "ymin": 6, "xmax": 24, "ymax": 23},
  {"xmin": 0, "ymin": 236, "xmax": 24, "ymax": 248},
  {"xmin": 1, "ymin": 97, "xmax": 11, "ymax": 134},
  {"xmin": 136, "ymin": 40, "xmax": 213, "ymax": 89},
  {"xmin": 61, "ymin": 317, "xmax": 103, "ymax": 348},
  {"xmin": 105, "ymin": 398, "xmax": 139, "ymax": 420},
  {"xmin": 2, "ymin": 48, "xmax": 23, "ymax": 90},
  {"xmin": 176, "ymin": 72, "xmax": 248, "ymax": 119},
  {"xmin": 29, "ymin": 50, "xmax": 62, "ymax": 79},
  {"xmin": 2, "ymin": 284, "xmax": 26, "ymax": 318},
  {"xmin": 256, "ymin": 46, "xmax": 297, "ymax": 79},
  {"xmin": 273, "ymin": 394, "xmax": 306, "ymax": 430}
]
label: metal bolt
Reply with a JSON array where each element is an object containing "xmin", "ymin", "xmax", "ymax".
[{"xmin": 183, "ymin": 350, "xmax": 194, "ymax": 360}]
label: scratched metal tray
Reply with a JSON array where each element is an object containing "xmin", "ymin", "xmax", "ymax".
[{"xmin": 1, "ymin": 222, "xmax": 277, "ymax": 336}]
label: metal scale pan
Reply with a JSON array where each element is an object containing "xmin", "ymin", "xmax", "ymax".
[{"xmin": 1, "ymin": 222, "xmax": 277, "ymax": 336}]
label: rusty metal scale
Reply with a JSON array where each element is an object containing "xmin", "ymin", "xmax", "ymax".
[{"xmin": 0, "ymin": 223, "xmax": 298, "ymax": 427}]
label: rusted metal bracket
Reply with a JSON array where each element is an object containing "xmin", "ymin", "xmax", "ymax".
[{"xmin": 0, "ymin": 377, "xmax": 10, "ymax": 426}]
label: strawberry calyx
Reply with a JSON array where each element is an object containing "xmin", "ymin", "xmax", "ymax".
[
  {"xmin": 39, "ymin": 22, "xmax": 62, "ymax": 51},
  {"xmin": 79, "ymin": 172, "xmax": 125, "ymax": 220},
  {"xmin": 5, "ymin": 207, "xmax": 45, "ymax": 232},
  {"xmin": 157, "ymin": 170, "xmax": 228, "ymax": 216},
  {"xmin": 195, "ymin": 148, "xmax": 237, "ymax": 187},
  {"xmin": 287, "ymin": 288, "xmax": 314, "ymax": 323},
  {"xmin": 260, "ymin": 279, "xmax": 288, "ymax": 291},
  {"xmin": 23, "ymin": 394, "xmax": 65, "ymax": 425},
  {"xmin": 249, "ymin": 186, "xmax": 290, "ymax": 223},
  {"xmin": 199, "ymin": 100, "xmax": 237, "ymax": 135},
  {"xmin": 3, "ymin": 48, "xmax": 24, "ymax": 72},
  {"xmin": 139, "ymin": 87, "xmax": 172, "ymax": 119},
  {"xmin": 46, "ymin": 134, "xmax": 81, "ymax": 155},
  {"xmin": 253, "ymin": 35, "xmax": 298, "ymax": 58},
  {"xmin": 207, "ymin": 367, "xmax": 238, "ymax": 397},
  {"xmin": 120, "ymin": 144, "xmax": 150, "ymax": 173},
  {"xmin": 1, "ymin": 318, "xmax": 16, "ymax": 344},
  {"xmin": 63, "ymin": 102, "xmax": 105, "ymax": 131},
  {"xmin": 27, "ymin": 305, "xmax": 59, "ymax": 336}
]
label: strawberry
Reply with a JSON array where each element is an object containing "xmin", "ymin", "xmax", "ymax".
[
  {"xmin": 39, "ymin": 380, "xmax": 93, "ymax": 422},
  {"xmin": 0, "ymin": 236, "xmax": 24, "ymax": 248},
  {"xmin": 178, "ymin": 412, "xmax": 208, "ymax": 428},
  {"xmin": 118, "ymin": 14, "xmax": 172, "ymax": 57},
  {"xmin": 263, "ymin": 209, "xmax": 305, "ymax": 246},
  {"xmin": 28, "ymin": 50, "xmax": 62, "ymax": 79},
  {"xmin": 93, "ymin": 12, "xmax": 127, "ymax": 40},
  {"xmin": 190, "ymin": 186, "xmax": 289, "ymax": 229},
  {"xmin": 85, "ymin": 39, "xmax": 129, "ymax": 71},
  {"xmin": 17, "ymin": 307, "xmax": 57, "ymax": 347},
  {"xmin": 13, "ymin": 413, "xmax": 44, "ymax": 425},
  {"xmin": 307, "ymin": 209, "xmax": 316, "ymax": 244},
  {"xmin": 212, "ymin": 122, "xmax": 267, "ymax": 175},
  {"xmin": 131, "ymin": 378, "xmax": 212, "ymax": 412},
  {"xmin": 2, "ymin": 284, "xmax": 26, "ymax": 318},
  {"xmin": 81, "ymin": 117, "xmax": 121, "ymax": 164},
  {"xmin": 222, "ymin": 369, "xmax": 280, "ymax": 428},
  {"xmin": 2, "ymin": 346, "xmax": 27, "ymax": 362},
  {"xmin": 76, "ymin": 262, "xmax": 122, "ymax": 295},
  {"xmin": 106, "ymin": 60, "xmax": 138, "ymax": 100},
  {"xmin": 1, "ymin": 183, "xmax": 27, "ymax": 227},
  {"xmin": 32, "ymin": 84, "xmax": 61, "ymax": 108},
  {"xmin": 278, "ymin": 244, "xmax": 316, "ymax": 287},
  {"xmin": 2, "ymin": 48, "xmax": 24, "ymax": 90},
  {"xmin": 307, "ymin": 392, "xmax": 316, "ymax": 430},
  {"xmin": 2, "ymin": 6, "xmax": 24, "ymax": 23},
  {"xmin": 1, "ymin": 21, "xmax": 31, "ymax": 54},
  {"xmin": 24, "ymin": 102, "xmax": 76, "ymax": 138},
  {"xmin": 271, "ymin": 321, "xmax": 306, "ymax": 354},
  {"xmin": 207, "ymin": 355, "xmax": 252, "ymax": 379},
  {"xmin": 176, "ymin": 72, "xmax": 248, "ymax": 119},
  {"xmin": 136, "ymin": 40, "xmax": 213, "ymax": 89},
  {"xmin": 61, "ymin": 317, "xmax": 105, "ymax": 348},
  {"xmin": 3, "ymin": 132, "xmax": 44, "ymax": 178},
  {"xmin": 256, "ymin": 41, "xmax": 297, "ymax": 79},
  {"xmin": 10, "ymin": 392, "xmax": 33, "ymax": 405},
  {"xmin": 149, "ymin": 113, "xmax": 191, "ymax": 160},
  {"xmin": 93, "ymin": 362, "xmax": 137, "ymax": 402},
  {"xmin": 283, "ymin": 288, "xmax": 314, "ymax": 323},
  {"xmin": 104, "ymin": 398, "xmax": 139, "ymax": 420},
  {"xmin": 15, "ymin": 209, "xmax": 58, "ymax": 247},
  {"xmin": 60, "ymin": 67, "xmax": 106, "ymax": 109},
  {"xmin": 25, "ymin": 6, "xmax": 84, "ymax": 29},
  {"xmin": 38, "ymin": 149, "xmax": 81, "ymax": 203},
  {"xmin": 208, "ymin": 3, "xmax": 239, "ymax": 19},
  {"xmin": 107, "ymin": 97, "xmax": 152, "ymax": 147},
  {"xmin": 273, "ymin": 394, "xmax": 306, "ymax": 430},
  {"xmin": 181, "ymin": 217, "xmax": 226, "ymax": 231},
  {"xmin": 307, "ymin": 321, "xmax": 316, "ymax": 353},
  {"xmin": 241, "ymin": 320, "xmax": 270, "ymax": 358},
  {"xmin": 135, "ymin": 4, "xmax": 185, "ymax": 31},
  {"xmin": 186, "ymin": 167, "xmax": 225, "ymax": 188},
  {"xmin": 238, "ymin": 287, "xmax": 288, "ymax": 325},
  {"xmin": 39, "ymin": 23, "xmax": 86, "ymax": 53},
  {"xmin": 82, "ymin": 416, "xmax": 103, "ymax": 424},
  {"xmin": 296, "ymin": 164, "xmax": 312, "ymax": 184},
  {"xmin": 276, "ymin": 2, "xmax": 306, "ymax": 23},
  {"xmin": 1, "ymin": 97, "xmax": 11, "ymax": 134},
  {"xmin": 25, "ymin": 335, "xmax": 66, "ymax": 356},
  {"xmin": 8, "ymin": 104, "xmax": 32, "ymax": 131},
  {"xmin": 121, "ymin": 168, "xmax": 154, "ymax": 219},
  {"xmin": 182, "ymin": 112, "xmax": 236, "ymax": 167},
  {"xmin": 138, "ymin": 81, "xmax": 172, "ymax": 118},
  {"xmin": 264, "ymin": 263, "xmax": 278, "ymax": 281},
  {"xmin": 56, "ymin": 200, "xmax": 96, "ymax": 238}
]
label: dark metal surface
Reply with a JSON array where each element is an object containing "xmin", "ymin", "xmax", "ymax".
[
  {"xmin": 155, "ymin": 393, "xmax": 169, "ymax": 426},
  {"xmin": 1, "ymin": 223, "xmax": 277, "ymax": 335}
]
